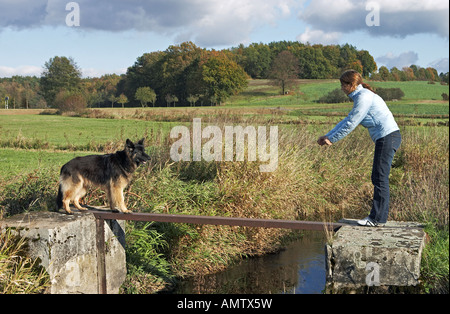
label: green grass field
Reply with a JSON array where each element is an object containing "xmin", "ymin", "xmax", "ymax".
[
  {"xmin": 1, "ymin": 79, "xmax": 448, "ymax": 294},
  {"xmin": 0, "ymin": 148, "xmax": 86, "ymax": 179},
  {"xmin": 1, "ymin": 79, "xmax": 447, "ymax": 179},
  {"xmin": 0, "ymin": 115, "xmax": 177, "ymax": 149},
  {"xmin": 227, "ymin": 79, "xmax": 449, "ymax": 106}
]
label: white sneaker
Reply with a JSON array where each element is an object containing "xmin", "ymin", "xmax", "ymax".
[{"xmin": 357, "ymin": 216, "xmax": 383, "ymax": 227}]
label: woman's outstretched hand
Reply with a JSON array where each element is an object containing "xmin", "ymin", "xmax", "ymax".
[{"xmin": 317, "ymin": 136, "xmax": 332, "ymax": 146}]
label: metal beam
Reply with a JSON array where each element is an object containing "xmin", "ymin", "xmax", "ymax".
[
  {"xmin": 95, "ymin": 217, "xmax": 107, "ymax": 294},
  {"xmin": 92, "ymin": 209, "xmax": 343, "ymax": 294},
  {"xmin": 92, "ymin": 211, "xmax": 343, "ymax": 231}
]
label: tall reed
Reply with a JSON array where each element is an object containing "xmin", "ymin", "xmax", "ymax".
[{"xmin": 0, "ymin": 229, "xmax": 49, "ymax": 294}]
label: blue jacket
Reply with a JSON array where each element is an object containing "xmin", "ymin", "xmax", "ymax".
[{"xmin": 326, "ymin": 85, "xmax": 399, "ymax": 143}]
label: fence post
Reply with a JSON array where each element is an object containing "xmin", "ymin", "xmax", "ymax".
[{"xmin": 95, "ymin": 217, "xmax": 107, "ymax": 294}]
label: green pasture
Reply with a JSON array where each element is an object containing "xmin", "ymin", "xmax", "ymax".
[
  {"xmin": 0, "ymin": 79, "xmax": 448, "ymax": 180},
  {"xmin": 0, "ymin": 115, "xmax": 177, "ymax": 179},
  {"xmin": 0, "ymin": 115, "xmax": 175, "ymax": 149},
  {"xmin": 0, "ymin": 148, "xmax": 88, "ymax": 180},
  {"xmin": 0, "ymin": 79, "xmax": 448, "ymax": 294},
  {"xmin": 289, "ymin": 102, "xmax": 449, "ymax": 116},
  {"xmin": 370, "ymin": 81, "xmax": 449, "ymax": 100},
  {"xmin": 228, "ymin": 79, "xmax": 449, "ymax": 107}
]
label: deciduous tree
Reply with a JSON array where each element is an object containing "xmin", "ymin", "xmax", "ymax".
[
  {"xmin": 269, "ymin": 51, "xmax": 299, "ymax": 95},
  {"xmin": 40, "ymin": 56, "xmax": 82, "ymax": 107},
  {"xmin": 201, "ymin": 51, "xmax": 248, "ymax": 105},
  {"xmin": 118, "ymin": 94, "xmax": 128, "ymax": 108},
  {"xmin": 135, "ymin": 86, "xmax": 156, "ymax": 107}
]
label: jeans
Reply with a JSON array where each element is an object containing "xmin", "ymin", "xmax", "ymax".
[{"xmin": 369, "ymin": 130, "xmax": 402, "ymax": 224}]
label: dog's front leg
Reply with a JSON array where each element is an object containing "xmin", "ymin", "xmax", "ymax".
[
  {"xmin": 110, "ymin": 185, "xmax": 132, "ymax": 214},
  {"xmin": 119, "ymin": 191, "xmax": 132, "ymax": 214}
]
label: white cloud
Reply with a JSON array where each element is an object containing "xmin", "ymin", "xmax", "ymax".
[
  {"xmin": 297, "ymin": 0, "xmax": 449, "ymax": 39},
  {"xmin": 0, "ymin": 65, "xmax": 42, "ymax": 77},
  {"xmin": 428, "ymin": 58, "xmax": 449, "ymax": 74},
  {"xmin": 81, "ymin": 67, "xmax": 126, "ymax": 78},
  {"xmin": 374, "ymin": 0, "xmax": 448, "ymax": 13},
  {"xmin": 188, "ymin": 0, "xmax": 299, "ymax": 46},
  {"xmin": 0, "ymin": 0, "xmax": 299, "ymax": 47},
  {"xmin": 0, "ymin": 65, "xmax": 127, "ymax": 78},
  {"xmin": 376, "ymin": 51, "xmax": 419, "ymax": 69},
  {"xmin": 2, "ymin": 0, "xmax": 448, "ymax": 42},
  {"xmin": 0, "ymin": 0, "xmax": 48, "ymax": 29},
  {"xmin": 297, "ymin": 27, "xmax": 342, "ymax": 44}
]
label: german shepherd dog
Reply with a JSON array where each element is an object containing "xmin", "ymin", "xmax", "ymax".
[{"xmin": 57, "ymin": 139, "xmax": 150, "ymax": 215}]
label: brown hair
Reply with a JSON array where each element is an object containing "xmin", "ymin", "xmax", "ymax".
[{"xmin": 340, "ymin": 70, "xmax": 375, "ymax": 93}]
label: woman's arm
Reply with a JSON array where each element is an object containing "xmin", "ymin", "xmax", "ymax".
[{"xmin": 325, "ymin": 92, "xmax": 373, "ymax": 143}]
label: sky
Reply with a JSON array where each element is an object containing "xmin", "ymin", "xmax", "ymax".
[{"xmin": 0, "ymin": 0, "xmax": 448, "ymax": 78}]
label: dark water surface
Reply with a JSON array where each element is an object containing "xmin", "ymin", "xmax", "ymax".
[{"xmin": 174, "ymin": 231, "xmax": 327, "ymax": 294}]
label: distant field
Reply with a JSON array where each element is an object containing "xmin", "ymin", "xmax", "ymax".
[
  {"xmin": 0, "ymin": 115, "xmax": 178, "ymax": 179},
  {"xmin": 0, "ymin": 148, "xmax": 88, "ymax": 180},
  {"xmin": 388, "ymin": 102, "xmax": 449, "ymax": 116},
  {"xmin": 0, "ymin": 79, "xmax": 448, "ymax": 179},
  {"xmin": 370, "ymin": 81, "xmax": 449, "ymax": 100},
  {"xmin": 289, "ymin": 101, "xmax": 449, "ymax": 117},
  {"xmin": 227, "ymin": 79, "xmax": 449, "ymax": 107},
  {"xmin": 0, "ymin": 115, "xmax": 176, "ymax": 149}
]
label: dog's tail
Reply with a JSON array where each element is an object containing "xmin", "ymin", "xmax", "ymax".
[{"xmin": 56, "ymin": 184, "xmax": 63, "ymax": 211}]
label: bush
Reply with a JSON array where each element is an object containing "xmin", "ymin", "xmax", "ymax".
[
  {"xmin": 441, "ymin": 93, "xmax": 449, "ymax": 101},
  {"xmin": 318, "ymin": 88, "xmax": 351, "ymax": 103},
  {"xmin": 376, "ymin": 87, "xmax": 405, "ymax": 101},
  {"xmin": 54, "ymin": 90, "xmax": 87, "ymax": 114},
  {"xmin": 0, "ymin": 169, "xmax": 58, "ymax": 218}
]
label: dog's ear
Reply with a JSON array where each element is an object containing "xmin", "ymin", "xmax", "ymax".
[
  {"xmin": 126, "ymin": 139, "xmax": 135, "ymax": 150},
  {"xmin": 138, "ymin": 138, "xmax": 145, "ymax": 146}
]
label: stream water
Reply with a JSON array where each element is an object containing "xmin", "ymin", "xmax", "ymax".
[{"xmin": 173, "ymin": 231, "xmax": 327, "ymax": 294}]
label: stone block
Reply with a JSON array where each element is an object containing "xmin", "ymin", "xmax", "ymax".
[
  {"xmin": 0, "ymin": 211, "xmax": 126, "ymax": 294},
  {"xmin": 325, "ymin": 219, "xmax": 427, "ymax": 293}
]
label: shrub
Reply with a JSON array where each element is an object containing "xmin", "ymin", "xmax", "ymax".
[
  {"xmin": 376, "ymin": 87, "xmax": 405, "ymax": 101},
  {"xmin": 54, "ymin": 90, "xmax": 87, "ymax": 114},
  {"xmin": 441, "ymin": 93, "xmax": 449, "ymax": 101},
  {"xmin": 0, "ymin": 169, "xmax": 58, "ymax": 219},
  {"xmin": 318, "ymin": 88, "xmax": 351, "ymax": 103}
]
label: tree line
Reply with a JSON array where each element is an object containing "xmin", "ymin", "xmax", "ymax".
[
  {"xmin": 1, "ymin": 41, "xmax": 448, "ymax": 110},
  {"xmin": 118, "ymin": 41, "xmax": 248, "ymax": 107}
]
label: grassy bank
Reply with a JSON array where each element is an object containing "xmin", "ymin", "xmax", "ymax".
[
  {"xmin": 0, "ymin": 229, "xmax": 49, "ymax": 293},
  {"xmin": 1, "ymin": 122, "xmax": 448, "ymax": 293},
  {"xmin": 0, "ymin": 79, "xmax": 448, "ymax": 294}
]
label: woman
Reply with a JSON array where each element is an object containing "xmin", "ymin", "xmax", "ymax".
[{"xmin": 318, "ymin": 70, "xmax": 402, "ymax": 227}]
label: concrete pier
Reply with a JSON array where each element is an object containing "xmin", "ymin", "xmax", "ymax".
[
  {"xmin": 0, "ymin": 211, "xmax": 126, "ymax": 294},
  {"xmin": 2, "ymin": 210, "xmax": 428, "ymax": 294},
  {"xmin": 325, "ymin": 219, "xmax": 428, "ymax": 293}
]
